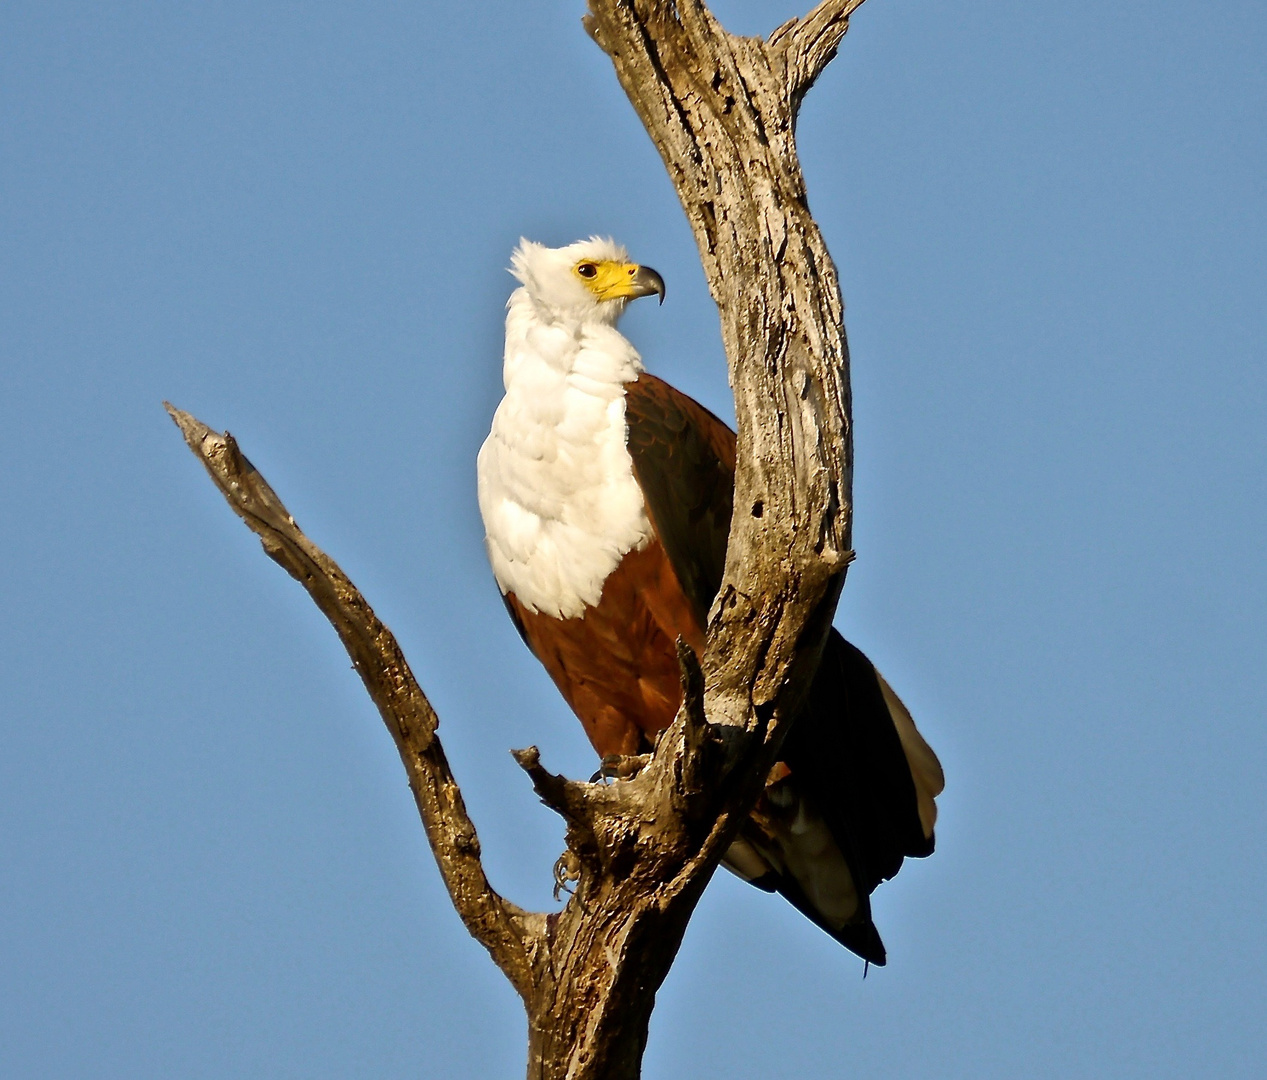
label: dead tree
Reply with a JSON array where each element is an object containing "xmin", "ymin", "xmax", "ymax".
[{"xmin": 169, "ymin": 1, "xmax": 868, "ymax": 1076}]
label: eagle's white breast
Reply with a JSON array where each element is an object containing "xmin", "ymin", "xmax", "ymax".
[{"xmin": 477, "ymin": 285, "xmax": 651, "ymax": 619}]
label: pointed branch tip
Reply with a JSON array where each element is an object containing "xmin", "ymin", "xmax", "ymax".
[{"xmin": 777, "ymin": 0, "xmax": 869, "ymax": 98}]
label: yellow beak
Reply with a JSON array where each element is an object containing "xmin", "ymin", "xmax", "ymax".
[{"xmin": 591, "ymin": 262, "xmax": 666, "ymax": 304}]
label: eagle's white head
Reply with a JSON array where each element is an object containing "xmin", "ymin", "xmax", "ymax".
[{"xmin": 509, "ymin": 236, "xmax": 665, "ymax": 325}]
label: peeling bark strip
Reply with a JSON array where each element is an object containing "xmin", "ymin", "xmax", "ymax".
[{"xmin": 168, "ymin": 2, "xmax": 867, "ymax": 1078}]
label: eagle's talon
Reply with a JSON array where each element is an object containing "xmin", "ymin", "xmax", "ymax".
[
  {"xmin": 552, "ymin": 850, "xmax": 582, "ymax": 901},
  {"xmin": 591, "ymin": 752, "xmax": 651, "ymax": 783}
]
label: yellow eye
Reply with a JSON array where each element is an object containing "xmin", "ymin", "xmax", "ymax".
[{"xmin": 576, "ymin": 262, "xmax": 598, "ymax": 279}]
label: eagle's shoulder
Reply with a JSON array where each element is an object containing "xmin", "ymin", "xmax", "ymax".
[{"xmin": 622, "ymin": 373, "xmax": 736, "ymax": 628}]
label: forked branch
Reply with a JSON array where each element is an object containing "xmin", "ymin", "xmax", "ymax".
[{"xmin": 169, "ymin": 0, "xmax": 870, "ymax": 1075}]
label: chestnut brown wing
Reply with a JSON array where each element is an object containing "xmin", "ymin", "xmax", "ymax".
[{"xmin": 622, "ymin": 373, "xmax": 736, "ymax": 628}]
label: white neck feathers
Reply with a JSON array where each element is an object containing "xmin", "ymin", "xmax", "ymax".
[{"xmin": 477, "ymin": 292, "xmax": 651, "ymax": 619}]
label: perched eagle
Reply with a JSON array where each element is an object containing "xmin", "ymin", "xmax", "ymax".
[{"xmin": 477, "ymin": 237, "xmax": 944, "ymax": 965}]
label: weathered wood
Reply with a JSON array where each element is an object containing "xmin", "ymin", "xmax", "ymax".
[{"xmin": 168, "ymin": 1, "xmax": 868, "ymax": 1077}]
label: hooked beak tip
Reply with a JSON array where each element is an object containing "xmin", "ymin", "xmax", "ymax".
[{"xmin": 633, "ymin": 265, "xmax": 666, "ymax": 306}]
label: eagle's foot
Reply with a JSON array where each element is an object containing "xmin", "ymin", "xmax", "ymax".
[
  {"xmin": 552, "ymin": 850, "xmax": 582, "ymax": 901},
  {"xmin": 590, "ymin": 752, "xmax": 651, "ymax": 784}
]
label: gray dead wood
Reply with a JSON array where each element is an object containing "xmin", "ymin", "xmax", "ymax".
[{"xmin": 168, "ymin": 1, "xmax": 867, "ymax": 1078}]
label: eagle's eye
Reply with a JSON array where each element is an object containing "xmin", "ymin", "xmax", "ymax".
[{"xmin": 576, "ymin": 262, "xmax": 598, "ymax": 279}]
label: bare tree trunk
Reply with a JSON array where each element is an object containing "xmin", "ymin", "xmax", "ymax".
[{"xmin": 168, "ymin": 2, "xmax": 869, "ymax": 1077}]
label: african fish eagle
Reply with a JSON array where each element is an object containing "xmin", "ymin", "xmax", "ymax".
[{"xmin": 477, "ymin": 237, "xmax": 944, "ymax": 965}]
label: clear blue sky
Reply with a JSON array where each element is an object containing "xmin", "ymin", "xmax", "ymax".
[{"xmin": 3, "ymin": 2, "xmax": 1264, "ymax": 1076}]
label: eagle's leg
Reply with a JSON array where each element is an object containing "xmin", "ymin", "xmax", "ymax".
[
  {"xmin": 589, "ymin": 752, "xmax": 652, "ymax": 784},
  {"xmin": 552, "ymin": 849, "xmax": 582, "ymax": 901}
]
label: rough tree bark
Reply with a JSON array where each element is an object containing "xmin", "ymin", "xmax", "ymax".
[{"xmin": 169, "ymin": 1, "xmax": 868, "ymax": 1077}]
